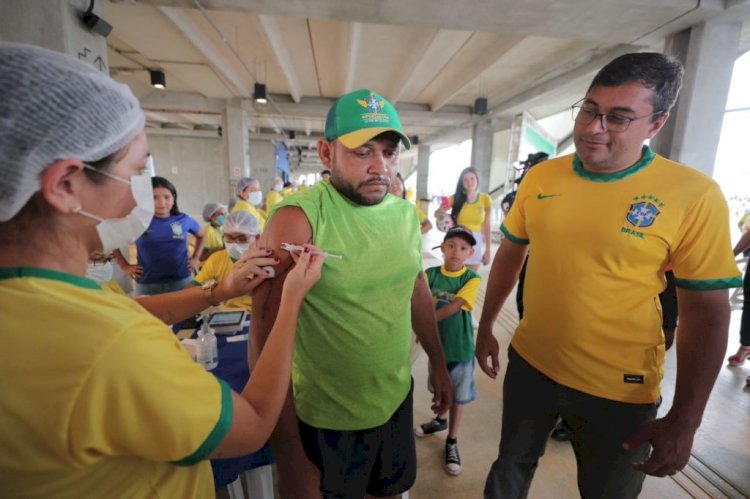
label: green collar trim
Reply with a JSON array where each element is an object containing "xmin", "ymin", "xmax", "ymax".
[
  {"xmin": 573, "ymin": 145, "xmax": 654, "ymax": 182},
  {"xmin": 674, "ymin": 275, "xmax": 743, "ymax": 290},
  {"xmin": 0, "ymin": 267, "xmax": 100, "ymax": 289},
  {"xmin": 172, "ymin": 379, "xmax": 233, "ymax": 466},
  {"xmin": 500, "ymin": 225, "xmax": 529, "ymax": 245}
]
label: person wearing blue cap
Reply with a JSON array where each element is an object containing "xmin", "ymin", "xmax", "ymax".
[{"xmin": 251, "ymin": 88, "xmax": 452, "ymax": 498}]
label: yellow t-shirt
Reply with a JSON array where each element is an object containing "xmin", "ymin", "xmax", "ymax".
[
  {"xmin": 193, "ymin": 250, "xmax": 252, "ymax": 312},
  {"xmin": 265, "ymin": 190, "xmax": 284, "ymax": 211},
  {"xmin": 451, "ymin": 192, "xmax": 493, "ymax": 232},
  {"xmin": 231, "ymin": 199, "xmax": 266, "ymax": 231},
  {"xmin": 0, "ymin": 267, "xmax": 232, "ymax": 499},
  {"xmin": 502, "ymin": 149, "xmax": 742, "ymax": 404},
  {"xmin": 203, "ymin": 224, "xmax": 224, "ymax": 255}
]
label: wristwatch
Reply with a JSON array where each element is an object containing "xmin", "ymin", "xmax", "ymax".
[{"xmin": 202, "ymin": 279, "xmax": 220, "ymax": 306}]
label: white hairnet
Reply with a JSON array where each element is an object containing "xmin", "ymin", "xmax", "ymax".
[
  {"xmin": 0, "ymin": 43, "xmax": 145, "ymax": 222},
  {"xmin": 224, "ymin": 210, "xmax": 260, "ymax": 236},
  {"xmin": 235, "ymin": 177, "xmax": 258, "ymax": 197},
  {"xmin": 202, "ymin": 202, "xmax": 226, "ymax": 222}
]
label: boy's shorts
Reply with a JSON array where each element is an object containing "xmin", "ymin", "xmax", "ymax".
[
  {"xmin": 428, "ymin": 359, "xmax": 476, "ymax": 404},
  {"xmin": 298, "ymin": 381, "xmax": 417, "ymax": 497}
]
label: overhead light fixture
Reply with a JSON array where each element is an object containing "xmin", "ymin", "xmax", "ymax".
[
  {"xmin": 79, "ymin": 0, "xmax": 113, "ymax": 38},
  {"xmin": 150, "ymin": 70, "xmax": 166, "ymax": 89},
  {"xmin": 254, "ymin": 83, "xmax": 268, "ymax": 104},
  {"xmin": 474, "ymin": 97, "xmax": 488, "ymax": 115}
]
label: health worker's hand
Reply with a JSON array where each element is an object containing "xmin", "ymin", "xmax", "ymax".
[{"xmin": 284, "ymin": 244, "xmax": 324, "ymax": 301}]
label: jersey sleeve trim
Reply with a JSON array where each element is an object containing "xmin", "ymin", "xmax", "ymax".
[
  {"xmin": 500, "ymin": 225, "xmax": 529, "ymax": 245},
  {"xmin": 674, "ymin": 275, "xmax": 743, "ymax": 290},
  {"xmin": 172, "ymin": 378, "xmax": 233, "ymax": 466}
]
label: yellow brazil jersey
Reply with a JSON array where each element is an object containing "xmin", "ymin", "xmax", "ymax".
[
  {"xmin": 502, "ymin": 147, "xmax": 742, "ymax": 404},
  {"xmin": 265, "ymin": 190, "xmax": 284, "ymax": 211},
  {"xmin": 193, "ymin": 249, "xmax": 252, "ymax": 312},
  {"xmin": 451, "ymin": 192, "xmax": 492, "ymax": 232},
  {"xmin": 231, "ymin": 199, "xmax": 266, "ymax": 231},
  {"xmin": 0, "ymin": 267, "xmax": 232, "ymax": 499},
  {"xmin": 203, "ymin": 223, "xmax": 224, "ymax": 254}
]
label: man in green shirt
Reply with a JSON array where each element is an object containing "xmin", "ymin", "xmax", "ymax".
[{"xmin": 251, "ymin": 89, "xmax": 452, "ymax": 498}]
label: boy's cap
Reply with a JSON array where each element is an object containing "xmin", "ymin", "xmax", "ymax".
[
  {"xmin": 437, "ymin": 225, "xmax": 476, "ymax": 247},
  {"xmin": 324, "ymin": 89, "xmax": 411, "ymax": 150}
]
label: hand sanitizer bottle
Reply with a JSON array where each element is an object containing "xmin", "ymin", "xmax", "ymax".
[{"xmin": 196, "ymin": 315, "xmax": 218, "ymax": 370}]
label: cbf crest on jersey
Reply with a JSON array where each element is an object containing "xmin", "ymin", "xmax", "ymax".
[
  {"xmin": 170, "ymin": 221, "xmax": 185, "ymax": 239},
  {"xmin": 626, "ymin": 201, "xmax": 661, "ymax": 228}
]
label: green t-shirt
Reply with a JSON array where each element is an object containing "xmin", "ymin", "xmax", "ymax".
[
  {"xmin": 426, "ymin": 265, "xmax": 481, "ymax": 362},
  {"xmin": 271, "ymin": 182, "xmax": 422, "ymax": 430}
]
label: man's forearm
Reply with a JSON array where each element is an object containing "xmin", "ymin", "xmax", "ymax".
[{"xmin": 668, "ymin": 289, "xmax": 730, "ymax": 430}]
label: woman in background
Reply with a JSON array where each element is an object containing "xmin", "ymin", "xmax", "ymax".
[
  {"xmin": 117, "ymin": 176, "xmax": 205, "ymax": 295},
  {"xmin": 435, "ymin": 167, "xmax": 492, "ymax": 270},
  {"xmin": 200, "ymin": 202, "xmax": 227, "ymax": 262},
  {"xmin": 232, "ymin": 177, "xmax": 266, "ymax": 231}
]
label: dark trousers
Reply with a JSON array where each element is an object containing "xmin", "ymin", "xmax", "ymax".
[
  {"xmin": 484, "ymin": 347, "xmax": 658, "ymax": 499},
  {"xmin": 739, "ymin": 264, "xmax": 750, "ymax": 346}
]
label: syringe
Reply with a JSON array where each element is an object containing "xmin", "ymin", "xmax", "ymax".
[{"xmin": 280, "ymin": 242, "xmax": 343, "ymax": 260}]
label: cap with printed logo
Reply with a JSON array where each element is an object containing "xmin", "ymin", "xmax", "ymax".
[
  {"xmin": 433, "ymin": 225, "xmax": 477, "ymax": 249},
  {"xmin": 324, "ymin": 89, "xmax": 411, "ymax": 150}
]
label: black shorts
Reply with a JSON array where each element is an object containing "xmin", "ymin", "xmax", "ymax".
[{"xmin": 298, "ymin": 381, "xmax": 416, "ymax": 498}]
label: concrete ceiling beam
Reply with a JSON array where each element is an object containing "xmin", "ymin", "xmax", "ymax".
[
  {"xmin": 344, "ymin": 22, "xmax": 362, "ymax": 94},
  {"xmin": 158, "ymin": 6, "xmax": 253, "ymax": 96},
  {"xmin": 385, "ymin": 30, "xmax": 439, "ymax": 105},
  {"xmin": 428, "ymin": 34, "xmax": 525, "ymax": 112},
  {"xmin": 140, "ymin": 91, "xmax": 224, "ymax": 114},
  {"xmin": 258, "ymin": 14, "xmax": 303, "ymax": 102}
]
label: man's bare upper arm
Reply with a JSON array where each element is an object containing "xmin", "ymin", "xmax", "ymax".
[{"xmin": 249, "ymin": 206, "xmax": 312, "ymax": 363}]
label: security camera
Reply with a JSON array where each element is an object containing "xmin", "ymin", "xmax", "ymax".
[{"xmin": 80, "ymin": 1, "xmax": 113, "ymax": 38}]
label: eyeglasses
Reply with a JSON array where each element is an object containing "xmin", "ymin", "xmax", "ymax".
[{"xmin": 571, "ymin": 99, "xmax": 664, "ymax": 133}]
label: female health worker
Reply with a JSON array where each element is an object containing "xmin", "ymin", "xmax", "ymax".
[{"xmin": 0, "ymin": 42, "xmax": 323, "ymax": 499}]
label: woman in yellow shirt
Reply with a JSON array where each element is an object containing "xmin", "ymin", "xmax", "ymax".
[
  {"xmin": 231, "ymin": 177, "xmax": 267, "ymax": 230},
  {"xmin": 200, "ymin": 202, "xmax": 227, "ymax": 262},
  {"xmin": 436, "ymin": 167, "xmax": 492, "ymax": 270},
  {"xmin": 0, "ymin": 43, "xmax": 322, "ymax": 499}
]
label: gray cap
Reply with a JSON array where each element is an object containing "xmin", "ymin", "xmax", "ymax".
[
  {"xmin": 0, "ymin": 42, "xmax": 145, "ymax": 222},
  {"xmin": 202, "ymin": 202, "xmax": 226, "ymax": 222},
  {"xmin": 224, "ymin": 210, "xmax": 260, "ymax": 236},
  {"xmin": 235, "ymin": 177, "xmax": 258, "ymax": 197}
]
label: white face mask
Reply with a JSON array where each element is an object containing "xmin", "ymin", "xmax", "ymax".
[
  {"xmin": 226, "ymin": 242, "xmax": 249, "ymax": 261},
  {"xmin": 248, "ymin": 191, "xmax": 263, "ymax": 206},
  {"xmin": 75, "ymin": 167, "xmax": 155, "ymax": 252},
  {"xmin": 86, "ymin": 261, "xmax": 114, "ymax": 285},
  {"xmin": 273, "ymin": 183, "xmax": 283, "ymax": 192}
]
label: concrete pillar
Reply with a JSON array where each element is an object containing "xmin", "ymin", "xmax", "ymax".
[
  {"xmin": 222, "ymin": 98, "xmax": 250, "ymax": 190},
  {"xmin": 416, "ymin": 144, "xmax": 431, "ymax": 205},
  {"xmin": 0, "ymin": 0, "xmax": 109, "ymax": 74},
  {"xmin": 471, "ymin": 120, "xmax": 493, "ymax": 193},
  {"xmin": 656, "ymin": 18, "xmax": 741, "ymax": 176}
]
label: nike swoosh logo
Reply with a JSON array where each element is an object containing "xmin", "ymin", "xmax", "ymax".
[{"xmin": 537, "ymin": 193, "xmax": 560, "ymax": 200}]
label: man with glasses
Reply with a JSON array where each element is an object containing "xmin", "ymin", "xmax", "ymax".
[{"xmin": 476, "ymin": 52, "xmax": 742, "ymax": 498}]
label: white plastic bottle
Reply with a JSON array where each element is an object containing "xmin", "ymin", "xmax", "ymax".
[{"xmin": 196, "ymin": 317, "xmax": 218, "ymax": 370}]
